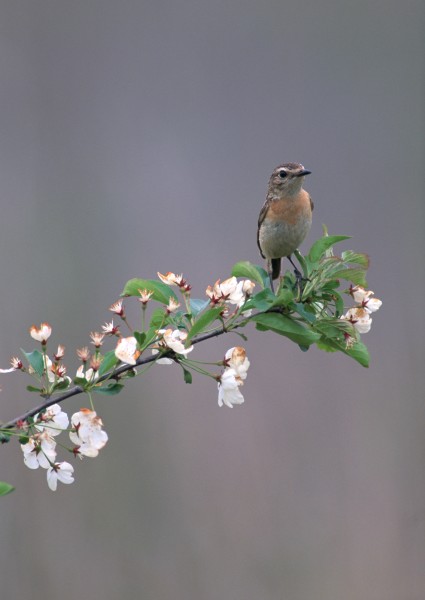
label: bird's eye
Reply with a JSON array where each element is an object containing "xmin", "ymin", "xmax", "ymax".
[{"xmin": 278, "ymin": 170, "xmax": 287, "ymax": 179}]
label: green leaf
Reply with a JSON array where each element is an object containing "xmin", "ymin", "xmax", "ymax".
[
  {"xmin": 182, "ymin": 367, "xmax": 192, "ymax": 384},
  {"xmin": 334, "ymin": 293, "xmax": 345, "ymax": 317},
  {"xmin": 149, "ymin": 307, "xmax": 167, "ymax": 328},
  {"xmin": 231, "ymin": 261, "xmax": 268, "ymax": 288},
  {"xmin": 313, "ymin": 318, "xmax": 370, "ymax": 367},
  {"xmin": 308, "ymin": 235, "xmax": 351, "ymax": 263},
  {"xmin": 189, "ymin": 298, "xmax": 210, "ymax": 317},
  {"xmin": 345, "ymin": 340, "xmax": 370, "ymax": 367},
  {"xmin": 334, "ymin": 268, "xmax": 367, "ymax": 287},
  {"xmin": 321, "ymin": 280, "xmax": 341, "ymax": 291},
  {"xmin": 316, "ymin": 336, "xmax": 370, "ymax": 367},
  {"xmin": 98, "ymin": 350, "xmax": 119, "ymax": 376},
  {"xmin": 272, "ymin": 288, "xmax": 295, "ymax": 308},
  {"xmin": 293, "ymin": 250, "xmax": 310, "ymax": 278},
  {"xmin": 341, "ymin": 250, "xmax": 370, "ymax": 268},
  {"xmin": 138, "ymin": 327, "xmax": 159, "ymax": 351},
  {"xmin": 133, "ymin": 331, "xmax": 146, "ymax": 346},
  {"xmin": 251, "ymin": 313, "xmax": 321, "ymax": 346},
  {"xmin": 51, "ymin": 379, "xmax": 71, "ymax": 392},
  {"xmin": 0, "ymin": 482, "xmax": 14, "ymax": 496},
  {"xmin": 92, "ymin": 383, "xmax": 125, "ymax": 395},
  {"xmin": 0, "ymin": 430, "xmax": 12, "ymax": 444},
  {"xmin": 122, "ymin": 368, "xmax": 136, "ymax": 378},
  {"xmin": 26, "ymin": 385, "xmax": 43, "ymax": 393},
  {"xmin": 293, "ymin": 302, "xmax": 317, "ymax": 323},
  {"xmin": 187, "ymin": 306, "xmax": 223, "ymax": 340},
  {"xmin": 242, "ymin": 288, "xmax": 275, "ymax": 312},
  {"xmin": 313, "ymin": 317, "xmax": 353, "ymax": 339},
  {"xmin": 21, "ymin": 349, "xmax": 45, "ymax": 377},
  {"xmin": 316, "ymin": 339, "xmax": 339, "ymax": 353},
  {"xmin": 121, "ymin": 278, "xmax": 178, "ymax": 305}
]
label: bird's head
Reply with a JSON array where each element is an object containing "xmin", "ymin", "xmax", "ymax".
[{"xmin": 268, "ymin": 162, "xmax": 311, "ymax": 196}]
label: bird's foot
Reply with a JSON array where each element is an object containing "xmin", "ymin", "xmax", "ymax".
[{"xmin": 292, "ymin": 267, "xmax": 310, "ymax": 298}]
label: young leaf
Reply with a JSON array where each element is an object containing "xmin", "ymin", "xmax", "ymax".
[
  {"xmin": 341, "ymin": 250, "xmax": 370, "ymax": 268},
  {"xmin": 334, "ymin": 268, "xmax": 367, "ymax": 287},
  {"xmin": 316, "ymin": 339, "xmax": 339, "ymax": 353},
  {"xmin": 182, "ymin": 367, "xmax": 192, "ymax": 384},
  {"xmin": 149, "ymin": 307, "xmax": 167, "ymax": 328},
  {"xmin": 98, "ymin": 350, "xmax": 119, "ymax": 376},
  {"xmin": 121, "ymin": 278, "xmax": 178, "ymax": 305},
  {"xmin": 231, "ymin": 261, "xmax": 268, "ymax": 288},
  {"xmin": 0, "ymin": 430, "xmax": 12, "ymax": 444},
  {"xmin": 189, "ymin": 298, "xmax": 210, "ymax": 318},
  {"xmin": 316, "ymin": 336, "xmax": 370, "ymax": 367},
  {"xmin": 344, "ymin": 340, "xmax": 370, "ymax": 367},
  {"xmin": 138, "ymin": 327, "xmax": 159, "ymax": 351},
  {"xmin": 21, "ymin": 349, "xmax": 45, "ymax": 377},
  {"xmin": 251, "ymin": 313, "xmax": 321, "ymax": 346},
  {"xmin": 293, "ymin": 250, "xmax": 310, "ymax": 278},
  {"xmin": 242, "ymin": 288, "xmax": 275, "ymax": 312},
  {"xmin": 51, "ymin": 379, "xmax": 71, "ymax": 392},
  {"xmin": 133, "ymin": 331, "xmax": 146, "ymax": 347},
  {"xmin": 92, "ymin": 383, "xmax": 125, "ymax": 395},
  {"xmin": 293, "ymin": 302, "xmax": 316, "ymax": 323},
  {"xmin": 26, "ymin": 385, "xmax": 43, "ymax": 393},
  {"xmin": 271, "ymin": 288, "xmax": 295, "ymax": 308},
  {"xmin": 187, "ymin": 306, "xmax": 223, "ymax": 340},
  {"xmin": 0, "ymin": 482, "xmax": 14, "ymax": 496},
  {"xmin": 308, "ymin": 235, "xmax": 351, "ymax": 263}
]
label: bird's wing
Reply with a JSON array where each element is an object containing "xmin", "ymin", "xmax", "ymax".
[
  {"xmin": 309, "ymin": 195, "xmax": 314, "ymax": 211},
  {"xmin": 257, "ymin": 199, "xmax": 270, "ymax": 258}
]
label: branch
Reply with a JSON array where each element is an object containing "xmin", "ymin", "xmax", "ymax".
[{"xmin": 1, "ymin": 321, "xmax": 230, "ymax": 430}]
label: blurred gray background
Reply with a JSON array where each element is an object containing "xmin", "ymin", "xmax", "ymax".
[{"xmin": 1, "ymin": 1, "xmax": 424, "ymax": 599}]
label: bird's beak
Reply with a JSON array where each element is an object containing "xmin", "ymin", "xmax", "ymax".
[{"xmin": 297, "ymin": 169, "xmax": 311, "ymax": 177}]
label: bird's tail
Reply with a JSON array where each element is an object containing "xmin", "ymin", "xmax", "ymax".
[{"xmin": 271, "ymin": 258, "xmax": 281, "ymax": 280}]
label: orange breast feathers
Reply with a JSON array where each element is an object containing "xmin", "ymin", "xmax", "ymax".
[{"xmin": 266, "ymin": 189, "xmax": 312, "ymax": 225}]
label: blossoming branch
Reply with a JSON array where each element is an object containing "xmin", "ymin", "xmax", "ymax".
[{"xmin": 0, "ymin": 231, "xmax": 381, "ymax": 493}]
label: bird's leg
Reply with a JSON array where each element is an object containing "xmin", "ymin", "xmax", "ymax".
[
  {"xmin": 267, "ymin": 260, "xmax": 275, "ymax": 293},
  {"xmin": 288, "ymin": 255, "xmax": 306, "ymax": 296}
]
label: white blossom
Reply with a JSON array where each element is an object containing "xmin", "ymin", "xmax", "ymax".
[
  {"xmin": 224, "ymin": 347, "xmax": 250, "ymax": 381},
  {"xmin": 29, "ymin": 322, "xmax": 52, "ymax": 343},
  {"xmin": 206, "ymin": 277, "xmax": 254, "ymax": 308},
  {"xmin": 218, "ymin": 368, "xmax": 245, "ymax": 408},
  {"xmin": 157, "ymin": 271, "xmax": 184, "ymax": 286},
  {"xmin": 70, "ymin": 409, "xmax": 108, "ymax": 457},
  {"xmin": 115, "ymin": 336, "xmax": 140, "ymax": 365},
  {"xmin": 46, "ymin": 461, "xmax": 75, "ymax": 491},
  {"xmin": 21, "ymin": 432, "xmax": 57, "ymax": 469},
  {"xmin": 350, "ymin": 286, "xmax": 382, "ymax": 313},
  {"xmin": 76, "ymin": 365, "xmax": 99, "ymax": 382},
  {"xmin": 341, "ymin": 307, "xmax": 372, "ymax": 334},
  {"xmin": 34, "ymin": 404, "xmax": 69, "ymax": 436},
  {"xmin": 161, "ymin": 329, "xmax": 193, "ymax": 356}
]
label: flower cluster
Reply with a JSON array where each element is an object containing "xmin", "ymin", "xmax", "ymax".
[
  {"xmin": 341, "ymin": 286, "xmax": 382, "ymax": 343},
  {"xmin": 217, "ymin": 347, "xmax": 250, "ymax": 408},
  {"xmin": 206, "ymin": 277, "xmax": 255, "ymax": 310},
  {"xmin": 151, "ymin": 328, "xmax": 194, "ymax": 364},
  {"xmin": 20, "ymin": 404, "xmax": 107, "ymax": 490}
]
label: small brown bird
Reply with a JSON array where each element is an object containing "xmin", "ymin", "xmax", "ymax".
[{"xmin": 257, "ymin": 162, "xmax": 313, "ymax": 288}]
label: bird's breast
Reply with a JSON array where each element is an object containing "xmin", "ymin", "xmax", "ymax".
[{"xmin": 258, "ymin": 192, "xmax": 312, "ymax": 259}]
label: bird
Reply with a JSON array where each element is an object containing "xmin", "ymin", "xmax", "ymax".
[{"xmin": 257, "ymin": 162, "xmax": 313, "ymax": 291}]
